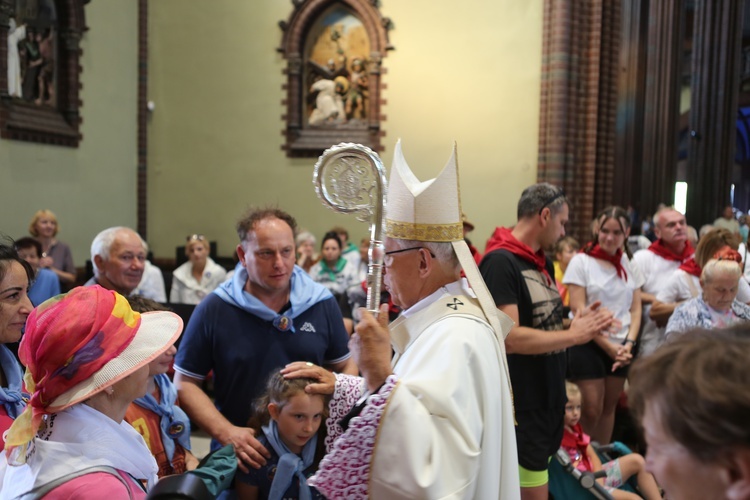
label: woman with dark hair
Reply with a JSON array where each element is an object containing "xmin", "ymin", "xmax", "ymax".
[
  {"xmin": 308, "ymin": 232, "xmax": 358, "ymax": 297},
  {"xmin": 0, "ymin": 241, "xmax": 34, "ymax": 448},
  {"xmin": 563, "ymin": 206, "xmax": 644, "ymax": 444}
]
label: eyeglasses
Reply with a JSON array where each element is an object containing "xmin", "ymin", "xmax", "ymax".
[
  {"xmin": 538, "ymin": 190, "xmax": 566, "ymax": 215},
  {"xmin": 383, "ymin": 246, "xmax": 436, "ymax": 266},
  {"xmin": 187, "ymin": 234, "xmax": 206, "ymax": 242}
]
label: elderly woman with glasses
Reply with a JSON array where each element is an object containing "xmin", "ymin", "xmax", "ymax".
[
  {"xmin": 170, "ymin": 235, "xmax": 227, "ymax": 305},
  {"xmin": 665, "ymin": 247, "xmax": 750, "ymax": 339}
]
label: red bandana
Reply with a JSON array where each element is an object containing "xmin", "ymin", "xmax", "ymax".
[
  {"xmin": 648, "ymin": 239, "xmax": 693, "ymax": 263},
  {"xmin": 586, "ymin": 244, "xmax": 627, "ymax": 281},
  {"xmin": 678, "ymin": 257, "xmax": 702, "ymax": 278},
  {"xmin": 485, "ymin": 227, "xmax": 552, "ymax": 285},
  {"xmin": 561, "ymin": 423, "xmax": 593, "ymax": 472}
]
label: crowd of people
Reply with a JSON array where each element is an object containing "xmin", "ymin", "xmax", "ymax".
[{"xmin": 2, "ymin": 159, "xmax": 750, "ymax": 498}]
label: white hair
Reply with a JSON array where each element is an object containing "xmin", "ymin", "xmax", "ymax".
[
  {"xmin": 390, "ymin": 238, "xmax": 460, "ymax": 273},
  {"xmin": 90, "ymin": 227, "xmax": 146, "ymax": 275},
  {"xmin": 701, "ymin": 258, "xmax": 742, "ymax": 284}
]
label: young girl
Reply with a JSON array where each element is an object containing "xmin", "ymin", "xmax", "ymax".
[
  {"xmin": 563, "ymin": 382, "xmax": 661, "ymax": 499},
  {"xmin": 553, "ymin": 235, "xmax": 579, "ymax": 308},
  {"xmin": 236, "ymin": 373, "xmax": 328, "ymax": 500},
  {"xmin": 563, "ymin": 206, "xmax": 644, "ymax": 444}
]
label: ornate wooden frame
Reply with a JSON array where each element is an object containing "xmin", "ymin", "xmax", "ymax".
[
  {"xmin": 0, "ymin": 0, "xmax": 87, "ymax": 147},
  {"xmin": 278, "ymin": 0, "xmax": 393, "ymax": 157}
]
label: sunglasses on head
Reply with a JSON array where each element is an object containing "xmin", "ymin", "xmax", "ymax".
[
  {"xmin": 186, "ymin": 234, "xmax": 206, "ymax": 242},
  {"xmin": 538, "ymin": 190, "xmax": 566, "ymax": 215}
]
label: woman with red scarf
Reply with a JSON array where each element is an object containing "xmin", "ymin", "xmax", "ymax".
[{"xmin": 563, "ymin": 206, "xmax": 644, "ymax": 445}]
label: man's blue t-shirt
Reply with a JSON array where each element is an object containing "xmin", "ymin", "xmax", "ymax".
[{"xmin": 174, "ymin": 293, "xmax": 350, "ymax": 432}]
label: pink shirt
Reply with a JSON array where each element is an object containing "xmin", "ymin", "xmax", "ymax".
[{"xmin": 42, "ymin": 471, "xmax": 147, "ymax": 499}]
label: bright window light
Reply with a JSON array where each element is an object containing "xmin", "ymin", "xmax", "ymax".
[{"xmin": 674, "ymin": 182, "xmax": 688, "ymax": 214}]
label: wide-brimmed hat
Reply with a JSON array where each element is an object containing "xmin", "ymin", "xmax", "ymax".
[{"xmin": 5, "ymin": 285, "xmax": 182, "ymax": 454}]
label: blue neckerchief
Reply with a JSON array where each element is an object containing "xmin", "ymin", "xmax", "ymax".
[
  {"xmin": 133, "ymin": 374, "xmax": 191, "ymax": 463},
  {"xmin": 262, "ymin": 420, "xmax": 317, "ymax": 500},
  {"xmin": 0, "ymin": 344, "xmax": 27, "ymax": 419},
  {"xmin": 214, "ymin": 264, "xmax": 332, "ymax": 333}
]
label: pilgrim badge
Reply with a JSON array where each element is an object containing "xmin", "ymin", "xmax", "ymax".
[{"xmin": 274, "ymin": 315, "xmax": 292, "ymax": 332}]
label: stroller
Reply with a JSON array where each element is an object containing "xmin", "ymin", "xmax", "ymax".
[{"xmin": 549, "ymin": 442, "xmax": 643, "ymax": 499}]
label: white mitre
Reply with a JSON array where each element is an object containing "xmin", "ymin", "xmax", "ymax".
[
  {"xmin": 385, "ymin": 141, "xmax": 464, "ymax": 242},
  {"xmin": 385, "ymin": 140, "xmax": 514, "ymax": 339}
]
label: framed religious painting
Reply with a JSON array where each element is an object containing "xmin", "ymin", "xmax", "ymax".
[
  {"xmin": 278, "ymin": 0, "xmax": 393, "ymax": 157},
  {"xmin": 0, "ymin": 0, "xmax": 87, "ymax": 147}
]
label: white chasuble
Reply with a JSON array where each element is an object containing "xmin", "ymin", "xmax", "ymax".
[{"xmin": 311, "ymin": 281, "xmax": 520, "ymax": 499}]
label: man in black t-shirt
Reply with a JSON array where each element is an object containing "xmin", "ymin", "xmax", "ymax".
[{"xmin": 480, "ymin": 183, "xmax": 615, "ymax": 500}]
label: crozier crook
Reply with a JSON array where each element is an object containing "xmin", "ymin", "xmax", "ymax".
[{"xmin": 313, "ymin": 143, "xmax": 387, "ymax": 315}]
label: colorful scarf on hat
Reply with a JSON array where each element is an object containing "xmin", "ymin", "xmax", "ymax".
[
  {"xmin": 320, "ymin": 257, "xmax": 347, "ymax": 282},
  {"xmin": 561, "ymin": 423, "xmax": 593, "ymax": 473},
  {"xmin": 679, "ymin": 257, "xmax": 702, "ymax": 278},
  {"xmin": 585, "ymin": 244, "xmax": 628, "ymax": 281},
  {"xmin": 5, "ymin": 289, "xmax": 141, "ymax": 459},
  {"xmin": 214, "ymin": 264, "xmax": 332, "ymax": 333},
  {"xmin": 262, "ymin": 420, "xmax": 317, "ymax": 500},
  {"xmin": 133, "ymin": 374, "xmax": 191, "ymax": 465},
  {"xmin": 484, "ymin": 227, "xmax": 552, "ymax": 285},
  {"xmin": 648, "ymin": 239, "xmax": 693, "ymax": 263},
  {"xmin": 0, "ymin": 344, "xmax": 27, "ymax": 419}
]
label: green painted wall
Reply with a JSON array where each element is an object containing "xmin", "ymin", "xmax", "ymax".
[
  {"xmin": 148, "ymin": 1, "xmax": 543, "ymax": 258},
  {"xmin": 1, "ymin": 1, "xmax": 543, "ymax": 265},
  {"xmin": 0, "ymin": 0, "xmax": 138, "ymax": 267}
]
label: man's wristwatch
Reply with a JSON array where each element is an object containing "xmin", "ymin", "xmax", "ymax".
[{"xmin": 625, "ymin": 338, "xmax": 637, "ymax": 347}]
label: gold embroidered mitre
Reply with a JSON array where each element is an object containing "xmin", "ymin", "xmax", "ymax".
[{"xmin": 385, "ymin": 140, "xmax": 464, "ymax": 242}]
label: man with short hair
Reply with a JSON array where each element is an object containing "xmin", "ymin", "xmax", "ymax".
[
  {"xmin": 480, "ymin": 183, "xmax": 615, "ymax": 500},
  {"xmin": 294, "ymin": 142, "xmax": 520, "ymax": 499},
  {"xmin": 714, "ymin": 205, "xmax": 740, "ymax": 236},
  {"xmin": 85, "ymin": 226, "xmax": 147, "ymax": 296},
  {"xmin": 633, "ymin": 206, "xmax": 692, "ymax": 356},
  {"xmin": 174, "ymin": 208, "xmax": 356, "ymax": 472}
]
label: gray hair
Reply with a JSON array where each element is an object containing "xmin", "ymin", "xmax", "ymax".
[
  {"xmin": 699, "ymin": 224, "xmax": 715, "ymax": 239},
  {"xmin": 701, "ymin": 258, "xmax": 741, "ymax": 284},
  {"xmin": 653, "ymin": 206, "xmax": 681, "ymax": 229},
  {"xmin": 390, "ymin": 238, "xmax": 460, "ymax": 273},
  {"xmin": 517, "ymin": 183, "xmax": 567, "ymax": 219},
  {"xmin": 91, "ymin": 227, "xmax": 146, "ymax": 272},
  {"xmin": 296, "ymin": 230, "xmax": 316, "ymax": 247}
]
